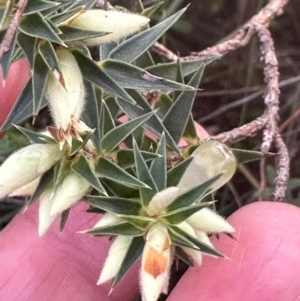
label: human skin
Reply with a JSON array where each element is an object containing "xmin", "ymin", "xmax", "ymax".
[{"xmin": 2, "ymin": 61, "xmax": 300, "ymax": 301}]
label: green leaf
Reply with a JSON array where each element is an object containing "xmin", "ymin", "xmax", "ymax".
[
  {"xmin": 102, "ymin": 111, "xmax": 155, "ymax": 153},
  {"xmin": 142, "ymin": 1, "xmax": 164, "ymax": 18},
  {"xmin": 0, "ymin": 1, "xmax": 11, "ymax": 30},
  {"xmin": 68, "ymin": 0, "xmax": 98, "ymax": 10},
  {"xmin": 134, "ymin": 51, "xmax": 155, "ymax": 69},
  {"xmin": 163, "ymin": 66, "xmax": 205, "ymax": 144},
  {"xmin": 175, "ymin": 246, "xmax": 194, "ymax": 266},
  {"xmin": 96, "ymin": 157, "xmax": 147, "ymax": 188},
  {"xmin": 71, "ymin": 50, "xmax": 135, "ymax": 104},
  {"xmin": 117, "ymin": 149, "xmax": 159, "ymax": 169},
  {"xmin": 133, "ymin": 139, "xmax": 158, "ymax": 206},
  {"xmin": 81, "ymin": 81, "xmax": 102, "ymax": 152},
  {"xmin": 19, "ymin": 12, "xmax": 66, "ymax": 46},
  {"xmin": 60, "ymin": 209, "xmax": 70, "ymax": 231},
  {"xmin": 117, "ymin": 98, "xmax": 180, "ymax": 152},
  {"xmin": 58, "ymin": 25, "xmax": 107, "ymax": 42},
  {"xmin": 170, "ymin": 225, "xmax": 224, "ymax": 257},
  {"xmin": 232, "ymin": 148, "xmax": 267, "ymax": 164},
  {"xmin": 69, "ymin": 131, "xmax": 93, "ymax": 156},
  {"xmin": 109, "ymin": 7, "xmax": 187, "ymax": 63},
  {"xmin": 119, "ymin": 215, "xmax": 154, "ymax": 230},
  {"xmin": 162, "ymin": 202, "xmax": 215, "ymax": 225},
  {"xmin": 23, "ymin": 0, "xmax": 59, "ymax": 15},
  {"xmin": 150, "ymin": 132, "xmax": 167, "ymax": 191},
  {"xmin": 101, "ymin": 101, "xmax": 115, "ymax": 137},
  {"xmin": 49, "ymin": 6, "xmax": 83, "ymax": 24},
  {"xmin": 167, "ymin": 157, "xmax": 193, "ymax": 187},
  {"xmin": 166, "ymin": 174, "xmax": 222, "ymax": 211},
  {"xmin": 13, "ymin": 124, "xmax": 55, "ymax": 144},
  {"xmin": 32, "ymin": 53, "xmax": 49, "ymax": 116},
  {"xmin": 89, "ymin": 221, "xmax": 144, "ymax": 236},
  {"xmin": 84, "ymin": 195, "xmax": 141, "ymax": 215},
  {"xmin": 17, "ymin": 32, "xmax": 36, "ymax": 67},
  {"xmin": 0, "ymin": 30, "xmax": 17, "ymax": 79},
  {"xmin": 28, "ymin": 166, "xmax": 55, "ymax": 206},
  {"xmin": 38, "ymin": 40, "xmax": 60, "ymax": 71},
  {"xmin": 100, "ymin": 59, "xmax": 194, "ymax": 91},
  {"xmin": 153, "ymin": 93, "xmax": 172, "ymax": 119},
  {"xmin": 112, "ymin": 236, "xmax": 145, "ymax": 288},
  {"xmin": 71, "ymin": 154, "xmax": 106, "ymax": 194},
  {"xmin": 146, "ymin": 60, "xmax": 207, "ymax": 81}
]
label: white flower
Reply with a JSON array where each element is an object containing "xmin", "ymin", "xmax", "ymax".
[
  {"xmin": 97, "ymin": 235, "xmax": 132, "ymax": 285},
  {"xmin": 9, "ymin": 177, "xmax": 40, "ymax": 197},
  {"xmin": 0, "ymin": 143, "xmax": 62, "ymax": 199},
  {"xmin": 177, "ymin": 140, "xmax": 237, "ymax": 194},
  {"xmin": 141, "ymin": 224, "xmax": 172, "ymax": 301},
  {"xmin": 50, "ymin": 171, "xmax": 90, "ymax": 216},
  {"xmin": 66, "ymin": 9, "xmax": 150, "ymax": 46}
]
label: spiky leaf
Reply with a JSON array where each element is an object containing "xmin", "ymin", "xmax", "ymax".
[
  {"xmin": 89, "ymin": 221, "xmax": 144, "ymax": 236},
  {"xmin": 72, "ymin": 50, "xmax": 135, "ymax": 104},
  {"xmin": 119, "ymin": 215, "xmax": 154, "ymax": 230},
  {"xmin": 96, "ymin": 157, "xmax": 147, "ymax": 188},
  {"xmin": 58, "ymin": 25, "xmax": 107, "ymax": 42},
  {"xmin": 166, "ymin": 174, "xmax": 222, "ymax": 211},
  {"xmin": 100, "ymin": 59, "xmax": 194, "ymax": 91},
  {"xmin": 102, "ymin": 111, "xmax": 155, "ymax": 153},
  {"xmin": 232, "ymin": 148, "xmax": 268, "ymax": 164},
  {"xmin": 167, "ymin": 157, "xmax": 193, "ymax": 187},
  {"xmin": 112, "ymin": 236, "xmax": 145, "ymax": 288},
  {"xmin": 0, "ymin": 30, "xmax": 17, "ymax": 79},
  {"xmin": 175, "ymin": 246, "xmax": 194, "ymax": 266},
  {"xmin": 17, "ymin": 32, "xmax": 36, "ymax": 68},
  {"xmin": 38, "ymin": 40, "xmax": 60, "ymax": 71},
  {"xmin": 84, "ymin": 195, "xmax": 141, "ymax": 215},
  {"xmin": 23, "ymin": 0, "xmax": 59, "ymax": 15},
  {"xmin": 71, "ymin": 154, "xmax": 106, "ymax": 194},
  {"xmin": 109, "ymin": 7, "xmax": 187, "ymax": 63}
]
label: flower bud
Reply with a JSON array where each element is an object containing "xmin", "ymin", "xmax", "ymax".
[
  {"xmin": 38, "ymin": 187, "xmax": 58, "ymax": 237},
  {"xmin": 0, "ymin": 143, "xmax": 62, "ymax": 198},
  {"xmin": 146, "ymin": 187, "xmax": 179, "ymax": 217},
  {"xmin": 46, "ymin": 48, "xmax": 85, "ymax": 133},
  {"xmin": 50, "ymin": 171, "xmax": 90, "ymax": 216},
  {"xmin": 177, "ymin": 141, "xmax": 237, "ymax": 194},
  {"xmin": 93, "ymin": 212, "xmax": 123, "ymax": 229},
  {"xmin": 67, "ymin": 10, "xmax": 150, "ymax": 46},
  {"xmin": 97, "ymin": 235, "xmax": 132, "ymax": 285},
  {"xmin": 186, "ymin": 208, "xmax": 235, "ymax": 234},
  {"xmin": 9, "ymin": 177, "xmax": 40, "ymax": 197},
  {"xmin": 141, "ymin": 224, "xmax": 172, "ymax": 301}
]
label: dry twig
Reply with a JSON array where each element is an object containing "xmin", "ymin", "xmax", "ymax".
[{"xmin": 0, "ymin": 0, "xmax": 28, "ymax": 61}]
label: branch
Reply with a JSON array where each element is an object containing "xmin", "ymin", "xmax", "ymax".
[{"xmin": 0, "ymin": 0, "xmax": 29, "ymax": 61}]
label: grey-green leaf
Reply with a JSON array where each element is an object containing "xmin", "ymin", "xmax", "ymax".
[
  {"xmin": 19, "ymin": 12, "xmax": 65, "ymax": 46},
  {"xmin": 112, "ymin": 236, "xmax": 145, "ymax": 288},
  {"xmin": 163, "ymin": 66, "xmax": 204, "ymax": 144},
  {"xmin": 102, "ymin": 111, "xmax": 155, "ymax": 153},
  {"xmin": 232, "ymin": 148, "xmax": 268, "ymax": 164},
  {"xmin": 38, "ymin": 40, "xmax": 60, "ymax": 71},
  {"xmin": 89, "ymin": 221, "xmax": 144, "ymax": 236},
  {"xmin": 100, "ymin": 59, "xmax": 194, "ymax": 91},
  {"xmin": 23, "ymin": 0, "xmax": 59, "ymax": 15},
  {"xmin": 166, "ymin": 174, "xmax": 222, "ymax": 211},
  {"xmin": 96, "ymin": 157, "xmax": 147, "ymax": 188},
  {"xmin": 109, "ymin": 7, "xmax": 187, "ymax": 63},
  {"xmin": 167, "ymin": 157, "xmax": 193, "ymax": 187},
  {"xmin": 84, "ymin": 195, "xmax": 141, "ymax": 215},
  {"xmin": 72, "ymin": 50, "xmax": 135, "ymax": 104},
  {"xmin": 71, "ymin": 154, "xmax": 106, "ymax": 194},
  {"xmin": 58, "ymin": 25, "xmax": 107, "ymax": 42},
  {"xmin": 17, "ymin": 32, "xmax": 36, "ymax": 68}
]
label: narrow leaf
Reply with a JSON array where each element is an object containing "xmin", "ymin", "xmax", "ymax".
[
  {"xmin": 150, "ymin": 132, "xmax": 167, "ymax": 191},
  {"xmin": 23, "ymin": 0, "xmax": 59, "ymax": 15},
  {"xmin": 133, "ymin": 139, "xmax": 158, "ymax": 206},
  {"xmin": 112, "ymin": 236, "xmax": 145, "ymax": 288},
  {"xmin": 71, "ymin": 155, "xmax": 106, "ymax": 194},
  {"xmin": 33, "ymin": 53, "xmax": 49, "ymax": 116},
  {"xmin": 60, "ymin": 209, "xmax": 70, "ymax": 231},
  {"xmin": 117, "ymin": 98, "xmax": 179, "ymax": 152},
  {"xmin": 69, "ymin": 131, "xmax": 93, "ymax": 156},
  {"xmin": 119, "ymin": 215, "xmax": 154, "ymax": 230},
  {"xmin": 175, "ymin": 246, "xmax": 194, "ymax": 266},
  {"xmin": 102, "ymin": 111, "xmax": 155, "ymax": 153},
  {"xmin": 109, "ymin": 7, "xmax": 187, "ymax": 63},
  {"xmin": 96, "ymin": 157, "xmax": 147, "ymax": 188},
  {"xmin": 38, "ymin": 40, "xmax": 60, "ymax": 71},
  {"xmin": 84, "ymin": 195, "xmax": 141, "ymax": 215},
  {"xmin": 162, "ymin": 202, "xmax": 215, "ymax": 224},
  {"xmin": 58, "ymin": 25, "xmax": 107, "ymax": 42},
  {"xmin": 19, "ymin": 13, "xmax": 66, "ymax": 46},
  {"xmin": 167, "ymin": 157, "xmax": 193, "ymax": 187},
  {"xmin": 163, "ymin": 66, "xmax": 204, "ymax": 144},
  {"xmin": 100, "ymin": 59, "xmax": 194, "ymax": 91},
  {"xmin": 170, "ymin": 225, "xmax": 224, "ymax": 257},
  {"xmin": 17, "ymin": 33, "xmax": 36, "ymax": 68},
  {"xmin": 232, "ymin": 148, "xmax": 267, "ymax": 164},
  {"xmin": 0, "ymin": 31, "xmax": 17, "ymax": 79},
  {"xmin": 166, "ymin": 174, "xmax": 222, "ymax": 212},
  {"xmin": 72, "ymin": 50, "xmax": 135, "ymax": 104},
  {"xmin": 101, "ymin": 101, "xmax": 115, "ymax": 137},
  {"xmin": 117, "ymin": 149, "xmax": 159, "ymax": 169},
  {"xmin": 89, "ymin": 221, "xmax": 144, "ymax": 236}
]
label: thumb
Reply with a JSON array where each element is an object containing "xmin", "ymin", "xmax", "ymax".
[
  {"xmin": 0, "ymin": 202, "xmax": 139, "ymax": 301},
  {"xmin": 167, "ymin": 201, "xmax": 300, "ymax": 301}
]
